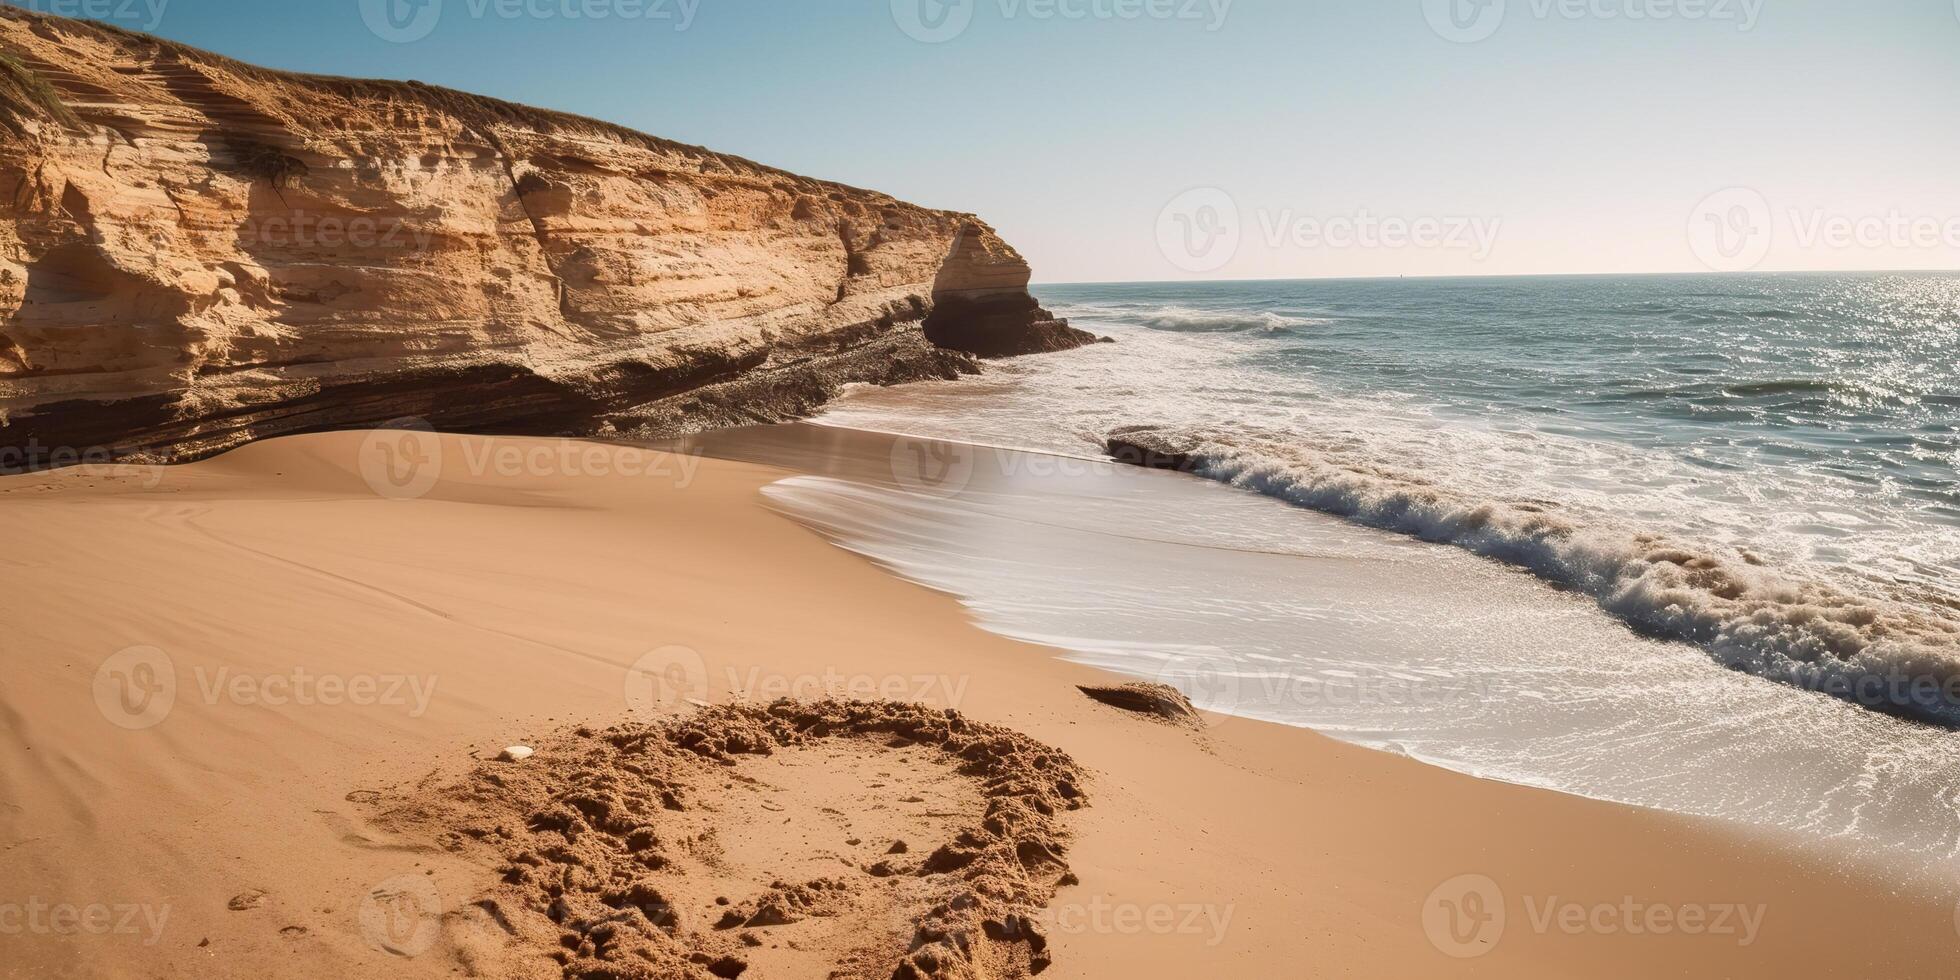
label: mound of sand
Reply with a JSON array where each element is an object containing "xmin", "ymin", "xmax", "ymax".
[
  {"xmin": 1076, "ymin": 684, "xmax": 1204, "ymax": 729},
  {"xmin": 371, "ymin": 700, "xmax": 1087, "ymax": 980}
]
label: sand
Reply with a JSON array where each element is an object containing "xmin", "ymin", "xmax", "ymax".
[
  {"xmin": 0, "ymin": 429, "xmax": 1953, "ymax": 978},
  {"xmin": 372, "ymin": 699, "xmax": 1087, "ymax": 980}
]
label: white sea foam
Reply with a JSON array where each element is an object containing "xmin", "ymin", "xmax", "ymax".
[
  {"xmin": 822, "ymin": 276, "xmax": 1960, "ymax": 725},
  {"xmin": 799, "ymin": 274, "xmax": 1960, "ymax": 868},
  {"xmin": 1165, "ymin": 429, "xmax": 1960, "ymax": 724},
  {"xmin": 748, "ymin": 428, "xmax": 1960, "ymax": 875},
  {"xmin": 1060, "ymin": 303, "xmax": 1322, "ymax": 333}
]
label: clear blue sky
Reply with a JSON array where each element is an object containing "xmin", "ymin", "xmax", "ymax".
[{"xmin": 73, "ymin": 0, "xmax": 1960, "ymax": 282}]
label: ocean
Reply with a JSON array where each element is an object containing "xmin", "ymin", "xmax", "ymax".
[{"xmin": 774, "ymin": 272, "xmax": 1960, "ymax": 867}]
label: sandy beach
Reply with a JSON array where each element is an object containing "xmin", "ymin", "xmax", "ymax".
[
  {"xmin": 1, "ymin": 4, "xmax": 1951, "ymax": 977},
  {"xmin": 0, "ymin": 429, "xmax": 1951, "ymax": 979}
]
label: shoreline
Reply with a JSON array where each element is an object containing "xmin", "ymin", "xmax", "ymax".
[
  {"xmin": 709, "ymin": 422, "xmax": 1960, "ymax": 873},
  {"xmin": 1, "ymin": 428, "xmax": 1953, "ymax": 977}
]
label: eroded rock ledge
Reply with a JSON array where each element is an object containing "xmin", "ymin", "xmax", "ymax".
[{"xmin": 0, "ymin": 9, "xmax": 1092, "ymax": 470}]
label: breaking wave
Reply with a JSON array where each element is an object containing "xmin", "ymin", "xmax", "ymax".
[
  {"xmin": 1133, "ymin": 426, "xmax": 1960, "ymax": 726},
  {"xmin": 1059, "ymin": 303, "xmax": 1323, "ymax": 334}
]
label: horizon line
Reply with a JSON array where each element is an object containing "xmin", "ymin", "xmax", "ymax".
[{"xmin": 1030, "ymin": 267, "xmax": 1960, "ymax": 288}]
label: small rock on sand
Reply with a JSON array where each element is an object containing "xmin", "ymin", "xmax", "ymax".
[
  {"xmin": 1077, "ymin": 683, "xmax": 1204, "ymax": 728},
  {"xmin": 498, "ymin": 746, "xmax": 535, "ymax": 762}
]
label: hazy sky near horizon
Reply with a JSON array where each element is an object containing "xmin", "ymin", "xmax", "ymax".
[{"xmin": 77, "ymin": 0, "xmax": 1960, "ymax": 282}]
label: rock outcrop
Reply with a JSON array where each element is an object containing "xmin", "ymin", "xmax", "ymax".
[
  {"xmin": 1105, "ymin": 427, "xmax": 1204, "ymax": 473},
  {"xmin": 0, "ymin": 9, "xmax": 1088, "ymax": 470},
  {"xmin": 923, "ymin": 224, "xmax": 1097, "ymax": 358}
]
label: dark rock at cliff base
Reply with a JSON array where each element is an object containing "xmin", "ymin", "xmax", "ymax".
[
  {"xmin": 1105, "ymin": 429, "xmax": 1205, "ymax": 473},
  {"xmin": 924, "ymin": 293, "xmax": 1100, "ymax": 359},
  {"xmin": 613, "ymin": 329, "xmax": 979, "ymax": 440},
  {"xmin": 921, "ymin": 223, "xmax": 1101, "ymax": 359}
]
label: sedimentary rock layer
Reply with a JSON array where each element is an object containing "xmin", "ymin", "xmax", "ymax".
[{"xmin": 0, "ymin": 9, "xmax": 1089, "ymax": 469}]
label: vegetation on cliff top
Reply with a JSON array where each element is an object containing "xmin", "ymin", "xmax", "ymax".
[
  {"xmin": 0, "ymin": 53, "xmax": 78, "ymax": 137},
  {"xmin": 0, "ymin": 6, "xmax": 911, "ymax": 206}
]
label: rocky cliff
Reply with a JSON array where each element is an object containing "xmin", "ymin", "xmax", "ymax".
[{"xmin": 0, "ymin": 9, "xmax": 1091, "ymax": 470}]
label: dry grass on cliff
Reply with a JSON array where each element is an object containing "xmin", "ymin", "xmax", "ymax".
[{"xmin": 0, "ymin": 52, "xmax": 78, "ymax": 136}]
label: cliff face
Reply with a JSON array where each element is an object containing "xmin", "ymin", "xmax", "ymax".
[{"xmin": 0, "ymin": 10, "xmax": 1089, "ymax": 469}]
